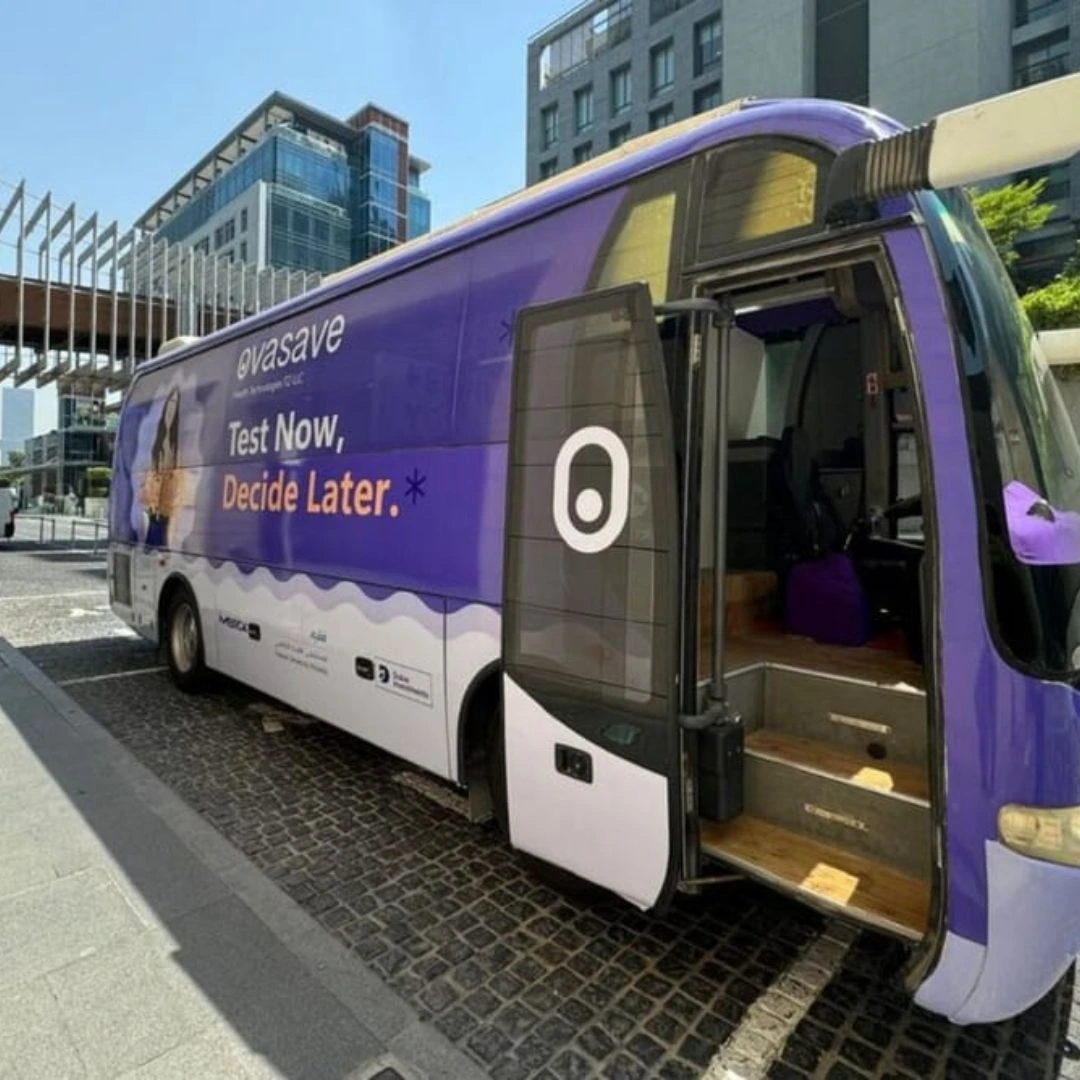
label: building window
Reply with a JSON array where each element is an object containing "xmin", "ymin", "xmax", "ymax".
[
  {"xmin": 650, "ymin": 40, "xmax": 675, "ymax": 96},
  {"xmin": 239, "ymin": 240, "xmax": 248, "ymax": 263},
  {"xmin": 610, "ymin": 64, "xmax": 632, "ymax": 116},
  {"xmin": 574, "ymin": 85, "xmax": 595, "ymax": 133},
  {"xmin": 538, "ymin": 0, "xmax": 633, "ymax": 89},
  {"xmin": 649, "ymin": 104, "xmax": 676, "ymax": 130},
  {"xmin": 573, "ymin": 142, "xmax": 594, "ymax": 165},
  {"xmin": 240, "ymin": 207, "xmax": 248, "ymax": 232},
  {"xmin": 539, "ymin": 157, "xmax": 559, "ymax": 180},
  {"xmin": 1015, "ymin": 0, "xmax": 1066, "ymax": 27},
  {"xmin": 649, "ymin": 0, "xmax": 691, "ymax": 23},
  {"xmin": 541, "ymin": 104, "xmax": 560, "ymax": 149},
  {"xmin": 694, "ymin": 81, "xmax": 722, "ymax": 114},
  {"xmin": 1018, "ymin": 163, "xmax": 1071, "ymax": 204},
  {"xmin": 213, "ymin": 218, "xmax": 236, "ymax": 250},
  {"xmin": 610, "ymin": 124, "xmax": 632, "ymax": 148},
  {"xmin": 1013, "ymin": 30, "xmax": 1070, "ymax": 87},
  {"xmin": 815, "ymin": 0, "xmax": 869, "ymax": 105},
  {"xmin": 694, "ymin": 15, "xmax": 722, "ymax": 77}
]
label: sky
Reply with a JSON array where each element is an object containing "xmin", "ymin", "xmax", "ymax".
[{"xmin": 1, "ymin": 0, "xmax": 574, "ymax": 435}]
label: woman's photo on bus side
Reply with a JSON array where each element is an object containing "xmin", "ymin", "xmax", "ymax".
[{"xmin": 141, "ymin": 386, "xmax": 181, "ymax": 546}]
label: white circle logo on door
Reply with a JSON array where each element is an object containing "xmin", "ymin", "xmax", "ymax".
[{"xmin": 552, "ymin": 426, "xmax": 630, "ymax": 554}]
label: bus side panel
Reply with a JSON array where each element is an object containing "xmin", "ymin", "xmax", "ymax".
[
  {"xmin": 108, "ymin": 186, "xmax": 627, "ymax": 777},
  {"xmin": 203, "ymin": 558, "xmax": 452, "ymax": 778}
]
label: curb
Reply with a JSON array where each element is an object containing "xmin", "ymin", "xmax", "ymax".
[{"xmin": 0, "ymin": 636, "xmax": 488, "ymax": 1080}]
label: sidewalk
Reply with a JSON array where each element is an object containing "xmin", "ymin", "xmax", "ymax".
[{"xmin": 0, "ymin": 638, "xmax": 489, "ymax": 1080}]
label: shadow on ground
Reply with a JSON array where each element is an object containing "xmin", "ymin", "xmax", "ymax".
[{"xmin": 12, "ymin": 635, "xmax": 1079, "ymax": 1080}]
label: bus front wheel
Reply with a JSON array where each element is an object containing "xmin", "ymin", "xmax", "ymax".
[{"xmin": 164, "ymin": 585, "xmax": 207, "ymax": 693}]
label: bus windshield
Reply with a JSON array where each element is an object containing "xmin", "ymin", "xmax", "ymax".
[{"xmin": 920, "ymin": 187, "xmax": 1080, "ymax": 675}]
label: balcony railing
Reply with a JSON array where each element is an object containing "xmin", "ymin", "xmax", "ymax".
[{"xmin": 1014, "ymin": 55, "xmax": 1069, "ymax": 88}]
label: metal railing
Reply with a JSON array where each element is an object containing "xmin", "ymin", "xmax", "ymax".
[
  {"xmin": 1013, "ymin": 55, "xmax": 1070, "ymax": 89},
  {"xmin": 15, "ymin": 513, "xmax": 107, "ymax": 553},
  {"xmin": 0, "ymin": 177, "xmax": 323, "ymax": 393}
]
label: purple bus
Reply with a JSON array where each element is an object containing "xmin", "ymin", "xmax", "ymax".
[{"xmin": 109, "ymin": 75, "xmax": 1080, "ymax": 1024}]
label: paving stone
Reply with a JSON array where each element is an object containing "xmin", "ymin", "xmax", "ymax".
[
  {"xmin": 0, "ymin": 976, "xmax": 86, "ymax": 1079},
  {"xmin": 47, "ymin": 930, "xmax": 217, "ymax": 1077},
  {"xmin": 21, "ymin": 578, "xmax": 1077, "ymax": 1080}
]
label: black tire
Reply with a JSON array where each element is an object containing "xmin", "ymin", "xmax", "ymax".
[{"xmin": 163, "ymin": 585, "xmax": 208, "ymax": 693}]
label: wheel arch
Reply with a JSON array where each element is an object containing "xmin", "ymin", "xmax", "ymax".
[
  {"xmin": 455, "ymin": 659, "xmax": 501, "ymax": 788},
  {"xmin": 156, "ymin": 572, "xmax": 196, "ymax": 645}
]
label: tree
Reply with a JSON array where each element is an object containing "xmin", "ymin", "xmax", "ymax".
[
  {"xmin": 6, "ymin": 450, "xmax": 25, "ymax": 470},
  {"xmin": 1021, "ymin": 274, "xmax": 1080, "ymax": 331},
  {"xmin": 85, "ymin": 467, "xmax": 111, "ymax": 498},
  {"xmin": 969, "ymin": 178, "xmax": 1055, "ymax": 278},
  {"xmin": 970, "ymin": 178, "xmax": 1080, "ymax": 331}
]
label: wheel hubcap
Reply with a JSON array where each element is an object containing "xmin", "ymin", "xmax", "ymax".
[{"xmin": 171, "ymin": 603, "xmax": 198, "ymax": 674}]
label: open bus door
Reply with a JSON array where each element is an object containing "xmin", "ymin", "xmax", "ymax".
[{"xmin": 501, "ymin": 284, "xmax": 684, "ymax": 909}]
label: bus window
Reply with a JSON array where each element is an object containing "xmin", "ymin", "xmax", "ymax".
[
  {"xmin": 922, "ymin": 188, "xmax": 1080, "ymax": 674},
  {"xmin": 590, "ymin": 162, "xmax": 691, "ymax": 305}
]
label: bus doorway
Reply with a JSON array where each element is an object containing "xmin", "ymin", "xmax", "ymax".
[{"xmin": 691, "ymin": 256, "xmax": 936, "ymax": 943}]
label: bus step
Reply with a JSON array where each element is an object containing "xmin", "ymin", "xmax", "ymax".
[
  {"xmin": 700, "ymin": 815, "xmax": 929, "ymax": 941},
  {"xmin": 728, "ymin": 663, "xmax": 928, "ymax": 768},
  {"xmin": 743, "ymin": 743, "xmax": 931, "ymax": 881}
]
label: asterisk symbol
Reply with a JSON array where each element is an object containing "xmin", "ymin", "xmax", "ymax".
[{"xmin": 405, "ymin": 469, "xmax": 427, "ymax": 504}]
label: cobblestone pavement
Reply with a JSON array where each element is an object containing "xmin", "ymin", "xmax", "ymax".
[{"xmin": 3, "ymin": 538, "xmax": 1080, "ymax": 1079}]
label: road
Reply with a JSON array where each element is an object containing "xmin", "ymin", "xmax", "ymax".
[{"xmin": 1, "ymin": 521, "xmax": 1077, "ymax": 1080}]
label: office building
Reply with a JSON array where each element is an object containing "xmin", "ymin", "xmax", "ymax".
[
  {"xmin": 137, "ymin": 93, "xmax": 432, "ymax": 276},
  {"xmin": 21, "ymin": 389, "xmax": 114, "ymax": 506},
  {"xmin": 0, "ymin": 387, "xmax": 33, "ymax": 465},
  {"xmin": 526, "ymin": 0, "xmax": 1079, "ymax": 283}
]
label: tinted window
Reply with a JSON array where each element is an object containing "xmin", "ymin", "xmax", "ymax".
[
  {"xmin": 694, "ymin": 140, "xmax": 831, "ymax": 264},
  {"xmin": 921, "ymin": 190, "xmax": 1080, "ymax": 675}
]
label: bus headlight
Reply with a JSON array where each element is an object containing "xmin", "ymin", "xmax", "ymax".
[{"xmin": 998, "ymin": 804, "xmax": 1080, "ymax": 867}]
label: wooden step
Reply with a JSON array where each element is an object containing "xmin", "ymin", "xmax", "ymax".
[
  {"xmin": 743, "ymin": 751, "xmax": 932, "ymax": 879},
  {"xmin": 745, "ymin": 730, "xmax": 929, "ymax": 804},
  {"xmin": 700, "ymin": 815, "xmax": 929, "ymax": 941},
  {"xmin": 758, "ymin": 665, "xmax": 926, "ymax": 767},
  {"xmin": 724, "ymin": 630, "xmax": 925, "ymax": 691}
]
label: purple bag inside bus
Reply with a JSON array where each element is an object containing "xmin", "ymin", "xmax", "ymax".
[{"xmin": 784, "ymin": 551, "xmax": 872, "ymax": 647}]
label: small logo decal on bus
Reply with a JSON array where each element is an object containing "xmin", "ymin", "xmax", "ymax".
[
  {"xmin": 219, "ymin": 613, "xmax": 259, "ymax": 641},
  {"xmin": 552, "ymin": 426, "xmax": 630, "ymax": 554}
]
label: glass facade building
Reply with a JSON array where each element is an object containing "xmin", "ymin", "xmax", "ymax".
[{"xmin": 141, "ymin": 94, "xmax": 431, "ymax": 277}]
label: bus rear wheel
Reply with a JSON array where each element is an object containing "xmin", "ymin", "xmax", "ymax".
[{"xmin": 164, "ymin": 585, "xmax": 207, "ymax": 693}]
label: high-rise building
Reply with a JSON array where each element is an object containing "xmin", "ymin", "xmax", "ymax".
[
  {"xmin": 0, "ymin": 386, "xmax": 33, "ymax": 465},
  {"xmin": 137, "ymin": 93, "xmax": 432, "ymax": 276},
  {"xmin": 526, "ymin": 0, "xmax": 1079, "ymax": 283}
]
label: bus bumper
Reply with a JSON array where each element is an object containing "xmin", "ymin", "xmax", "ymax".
[{"xmin": 915, "ymin": 840, "xmax": 1080, "ymax": 1023}]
